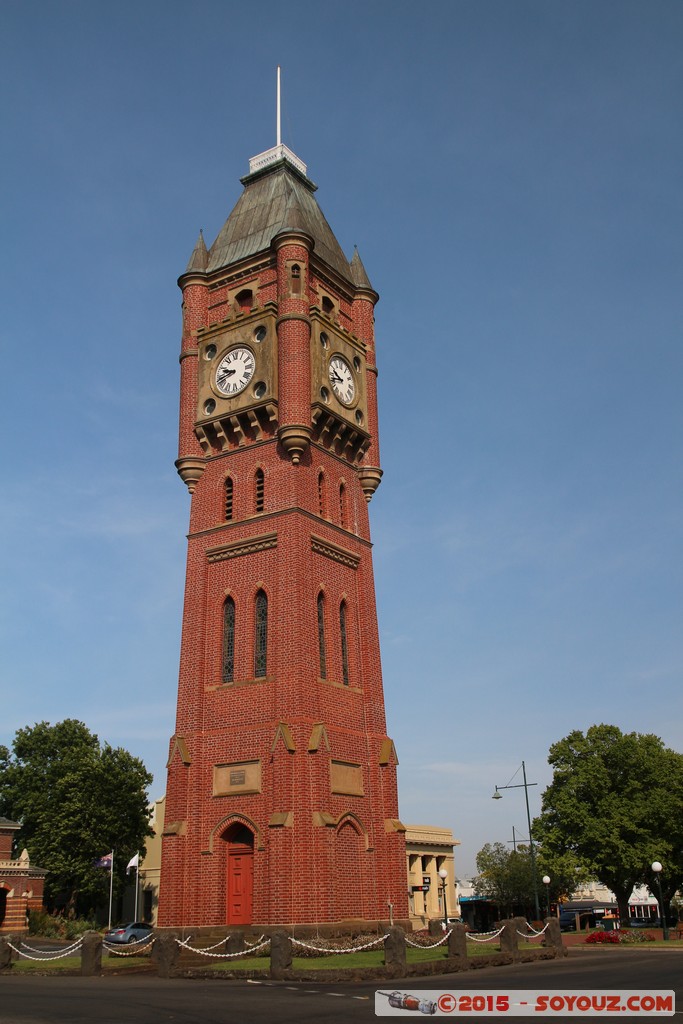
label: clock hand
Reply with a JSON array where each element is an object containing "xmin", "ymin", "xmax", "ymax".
[
  {"xmin": 330, "ymin": 372, "xmax": 343, "ymax": 383},
  {"xmin": 220, "ymin": 368, "xmax": 236, "ymax": 378}
]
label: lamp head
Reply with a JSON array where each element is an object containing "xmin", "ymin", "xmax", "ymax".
[
  {"xmin": 492, "ymin": 788, "xmax": 502, "ymax": 800},
  {"xmin": 652, "ymin": 861, "xmax": 663, "ymax": 873}
]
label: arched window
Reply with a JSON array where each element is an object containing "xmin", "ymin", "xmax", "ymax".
[
  {"xmin": 254, "ymin": 590, "xmax": 268, "ymax": 677},
  {"xmin": 339, "ymin": 483, "xmax": 347, "ymax": 528},
  {"xmin": 222, "ymin": 597, "xmax": 235, "ymax": 684},
  {"xmin": 235, "ymin": 288, "xmax": 253, "ymax": 312},
  {"xmin": 255, "ymin": 469, "xmax": 265, "ymax": 513},
  {"xmin": 291, "ymin": 263, "xmax": 301, "ymax": 295},
  {"xmin": 318, "ymin": 471, "xmax": 326, "ymax": 518},
  {"xmin": 340, "ymin": 601, "xmax": 350, "ymax": 686},
  {"xmin": 225, "ymin": 477, "xmax": 234, "ymax": 521},
  {"xmin": 317, "ymin": 592, "xmax": 327, "ymax": 680}
]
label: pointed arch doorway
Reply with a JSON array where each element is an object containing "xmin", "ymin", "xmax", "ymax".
[{"xmin": 223, "ymin": 823, "xmax": 254, "ymax": 925}]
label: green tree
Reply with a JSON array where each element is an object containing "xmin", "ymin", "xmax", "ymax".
[
  {"xmin": 473, "ymin": 842, "xmax": 538, "ymax": 917},
  {"xmin": 536, "ymin": 849, "xmax": 593, "ymax": 907},
  {"xmin": 533, "ymin": 725, "xmax": 683, "ymax": 923},
  {"xmin": 0, "ymin": 719, "xmax": 153, "ymax": 916}
]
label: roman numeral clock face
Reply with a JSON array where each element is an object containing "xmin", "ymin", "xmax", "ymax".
[
  {"xmin": 328, "ymin": 355, "xmax": 355, "ymax": 406},
  {"xmin": 215, "ymin": 346, "xmax": 255, "ymax": 396}
]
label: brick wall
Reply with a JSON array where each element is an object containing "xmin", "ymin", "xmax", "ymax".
[{"xmin": 159, "ymin": 166, "xmax": 408, "ymax": 928}]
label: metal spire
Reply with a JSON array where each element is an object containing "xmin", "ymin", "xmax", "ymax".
[
  {"xmin": 248, "ymin": 66, "xmax": 307, "ymax": 178},
  {"xmin": 277, "ymin": 65, "xmax": 281, "ymax": 147}
]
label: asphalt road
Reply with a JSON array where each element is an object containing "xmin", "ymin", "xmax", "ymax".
[{"xmin": 1, "ymin": 950, "xmax": 681, "ymax": 1024}]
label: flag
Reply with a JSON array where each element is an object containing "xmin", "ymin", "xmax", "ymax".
[
  {"xmin": 95, "ymin": 852, "xmax": 113, "ymax": 870},
  {"xmin": 126, "ymin": 853, "xmax": 139, "ymax": 873}
]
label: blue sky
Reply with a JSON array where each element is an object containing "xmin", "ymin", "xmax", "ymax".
[{"xmin": 1, "ymin": 0, "xmax": 681, "ymax": 878}]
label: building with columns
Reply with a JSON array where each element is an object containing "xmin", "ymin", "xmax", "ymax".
[{"xmin": 406, "ymin": 825, "xmax": 460, "ymax": 928}]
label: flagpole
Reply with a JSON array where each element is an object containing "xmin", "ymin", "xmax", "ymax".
[
  {"xmin": 108, "ymin": 851, "xmax": 114, "ymax": 930},
  {"xmin": 134, "ymin": 856, "xmax": 139, "ymax": 921},
  {"xmin": 276, "ymin": 65, "xmax": 281, "ymax": 147}
]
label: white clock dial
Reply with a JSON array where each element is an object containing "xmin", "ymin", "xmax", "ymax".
[
  {"xmin": 328, "ymin": 355, "xmax": 355, "ymax": 406},
  {"xmin": 215, "ymin": 346, "xmax": 256, "ymax": 396}
]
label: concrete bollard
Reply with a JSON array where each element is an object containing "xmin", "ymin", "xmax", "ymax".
[
  {"xmin": 80, "ymin": 931, "xmax": 103, "ymax": 976},
  {"xmin": 226, "ymin": 930, "xmax": 245, "ymax": 955},
  {"xmin": 447, "ymin": 924, "xmax": 468, "ymax": 959},
  {"xmin": 269, "ymin": 930, "xmax": 292, "ymax": 979},
  {"xmin": 428, "ymin": 919, "xmax": 444, "ymax": 938},
  {"xmin": 155, "ymin": 932, "xmax": 180, "ymax": 978},
  {"xmin": 383, "ymin": 926, "xmax": 407, "ymax": 973}
]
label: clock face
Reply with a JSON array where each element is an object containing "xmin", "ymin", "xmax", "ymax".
[
  {"xmin": 215, "ymin": 346, "xmax": 256, "ymax": 396},
  {"xmin": 328, "ymin": 355, "xmax": 355, "ymax": 406}
]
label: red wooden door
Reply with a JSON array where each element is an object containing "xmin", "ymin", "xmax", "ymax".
[{"xmin": 227, "ymin": 842, "xmax": 253, "ymax": 924}]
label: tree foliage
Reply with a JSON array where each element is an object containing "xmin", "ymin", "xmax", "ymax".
[
  {"xmin": 536, "ymin": 848, "xmax": 592, "ymax": 904},
  {"xmin": 0, "ymin": 719, "xmax": 153, "ymax": 916},
  {"xmin": 473, "ymin": 842, "xmax": 538, "ymax": 916},
  {"xmin": 533, "ymin": 724, "xmax": 683, "ymax": 922}
]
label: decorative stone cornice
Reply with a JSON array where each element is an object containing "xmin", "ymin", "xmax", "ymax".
[
  {"xmin": 206, "ymin": 532, "xmax": 277, "ymax": 563},
  {"xmin": 310, "ymin": 534, "xmax": 360, "ymax": 570},
  {"xmin": 0, "ymin": 861, "xmax": 47, "ymax": 877}
]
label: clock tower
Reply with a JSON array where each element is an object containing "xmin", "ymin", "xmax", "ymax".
[{"xmin": 158, "ymin": 139, "xmax": 408, "ymax": 929}]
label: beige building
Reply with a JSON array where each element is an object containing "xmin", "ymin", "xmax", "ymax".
[
  {"xmin": 405, "ymin": 824, "xmax": 460, "ymax": 928},
  {"xmin": 140, "ymin": 800, "xmax": 459, "ymax": 930},
  {"xmin": 138, "ymin": 797, "xmax": 164, "ymax": 924}
]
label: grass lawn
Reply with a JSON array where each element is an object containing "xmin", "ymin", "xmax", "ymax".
[
  {"xmin": 10, "ymin": 955, "xmax": 153, "ymax": 973},
  {"xmin": 207, "ymin": 941, "xmax": 507, "ymax": 971}
]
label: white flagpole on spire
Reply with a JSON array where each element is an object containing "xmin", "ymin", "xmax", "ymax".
[{"xmin": 276, "ymin": 65, "xmax": 281, "ymax": 147}]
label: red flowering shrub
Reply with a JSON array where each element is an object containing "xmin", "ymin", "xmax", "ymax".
[{"xmin": 584, "ymin": 931, "xmax": 620, "ymax": 944}]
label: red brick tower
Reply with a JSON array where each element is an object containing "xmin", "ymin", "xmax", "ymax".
[{"xmin": 158, "ymin": 140, "xmax": 408, "ymax": 928}]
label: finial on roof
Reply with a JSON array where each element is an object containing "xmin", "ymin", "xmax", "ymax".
[
  {"xmin": 248, "ymin": 65, "xmax": 307, "ymax": 178},
  {"xmin": 349, "ymin": 246, "xmax": 374, "ymax": 291},
  {"xmin": 186, "ymin": 229, "xmax": 208, "ymax": 273}
]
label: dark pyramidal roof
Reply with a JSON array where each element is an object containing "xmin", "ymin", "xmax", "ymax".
[{"xmin": 189, "ymin": 157, "xmax": 372, "ymax": 291}]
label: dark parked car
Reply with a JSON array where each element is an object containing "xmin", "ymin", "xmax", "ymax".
[
  {"xmin": 629, "ymin": 916, "xmax": 678, "ymax": 929},
  {"xmin": 104, "ymin": 922, "xmax": 153, "ymax": 944}
]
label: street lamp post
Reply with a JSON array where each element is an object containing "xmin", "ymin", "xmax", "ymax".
[
  {"xmin": 493, "ymin": 761, "xmax": 541, "ymax": 921},
  {"xmin": 439, "ymin": 868, "xmax": 449, "ymax": 930},
  {"xmin": 542, "ymin": 875, "xmax": 551, "ymax": 918},
  {"xmin": 651, "ymin": 862, "xmax": 670, "ymax": 941}
]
